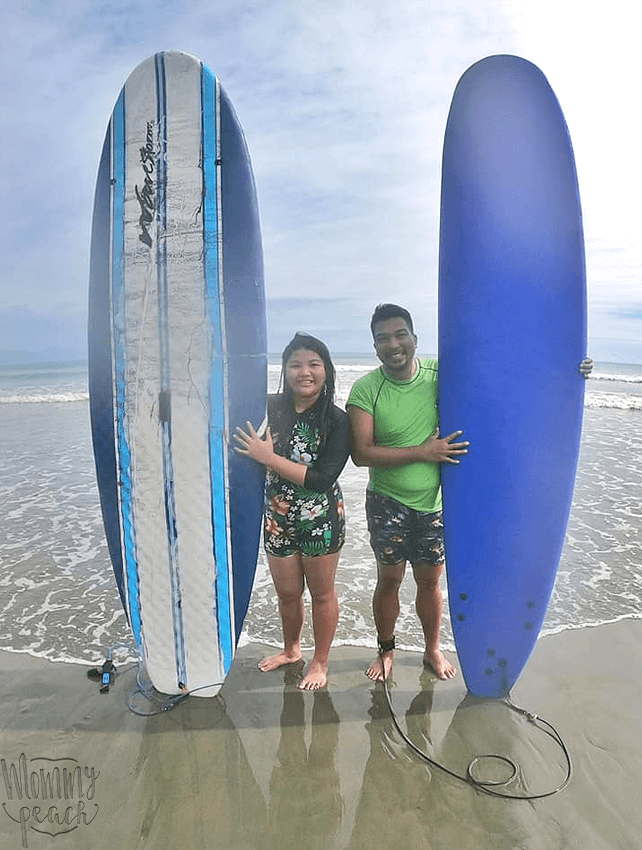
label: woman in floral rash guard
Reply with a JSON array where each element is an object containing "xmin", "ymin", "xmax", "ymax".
[{"xmin": 234, "ymin": 333, "xmax": 350, "ymax": 690}]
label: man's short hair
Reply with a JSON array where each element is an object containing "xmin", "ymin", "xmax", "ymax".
[{"xmin": 370, "ymin": 303, "xmax": 415, "ymax": 338}]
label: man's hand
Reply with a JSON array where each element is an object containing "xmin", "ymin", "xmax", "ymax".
[
  {"xmin": 579, "ymin": 358, "xmax": 593, "ymax": 378},
  {"xmin": 420, "ymin": 429, "xmax": 469, "ymax": 464}
]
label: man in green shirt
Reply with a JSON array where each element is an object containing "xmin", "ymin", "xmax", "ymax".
[{"xmin": 347, "ymin": 303, "xmax": 469, "ymax": 682}]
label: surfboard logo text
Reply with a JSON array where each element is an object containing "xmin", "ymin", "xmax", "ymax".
[
  {"xmin": 135, "ymin": 121, "xmax": 161, "ymax": 248},
  {"xmin": 1, "ymin": 753, "xmax": 100, "ymax": 849}
]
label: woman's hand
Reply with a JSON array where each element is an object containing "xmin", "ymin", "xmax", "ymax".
[
  {"xmin": 233, "ymin": 421, "xmax": 275, "ymax": 466},
  {"xmin": 234, "ymin": 421, "xmax": 308, "ymax": 486}
]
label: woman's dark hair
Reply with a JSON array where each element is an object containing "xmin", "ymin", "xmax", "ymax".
[
  {"xmin": 370, "ymin": 303, "xmax": 414, "ymax": 338},
  {"xmin": 275, "ymin": 332, "xmax": 336, "ymax": 449}
]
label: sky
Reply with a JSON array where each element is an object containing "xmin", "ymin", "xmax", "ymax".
[{"xmin": 1, "ymin": 0, "xmax": 640, "ymax": 363}]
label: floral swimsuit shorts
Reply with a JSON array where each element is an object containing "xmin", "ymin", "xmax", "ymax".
[{"xmin": 263, "ymin": 475, "xmax": 345, "ymax": 558}]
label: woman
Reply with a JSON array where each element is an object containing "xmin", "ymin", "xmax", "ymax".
[{"xmin": 233, "ymin": 333, "xmax": 350, "ymax": 690}]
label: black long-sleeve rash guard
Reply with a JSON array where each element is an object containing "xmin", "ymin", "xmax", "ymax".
[{"xmin": 268, "ymin": 395, "xmax": 350, "ymax": 494}]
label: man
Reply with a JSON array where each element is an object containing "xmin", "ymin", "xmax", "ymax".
[
  {"xmin": 347, "ymin": 303, "xmax": 468, "ymax": 682},
  {"xmin": 348, "ymin": 304, "xmax": 594, "ymax": 683}
]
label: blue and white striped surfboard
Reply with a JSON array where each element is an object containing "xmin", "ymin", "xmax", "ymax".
[{"xmin": 88, "ymin": 51, "xmax": 266, "ymax": 696}]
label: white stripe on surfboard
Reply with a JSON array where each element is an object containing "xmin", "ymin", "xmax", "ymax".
[
  {"xmin": 154, "ymin": 51, "xmax": 188, "ymax": 689},
  {"xmin": 121, "ymin": 57, "xmax": 178, "ymax": 692}
]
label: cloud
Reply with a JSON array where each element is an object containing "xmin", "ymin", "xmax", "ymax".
[{"xmin": 1, "ymin": 0, "xmax": 640, "ymax": 363}]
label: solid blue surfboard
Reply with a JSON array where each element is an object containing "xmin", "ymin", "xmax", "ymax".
[
  {"xmin": 88, "ymin": 51, "xmax": 266, "ymax": 696},
  {"xmin": 438, "ymin": 55, "xmax": 587, "ymax": 698}
]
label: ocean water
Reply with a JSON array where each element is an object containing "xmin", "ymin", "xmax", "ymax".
[{"xmin": 0, "ymin": 357, "xmax": 640, "ymax": 666}]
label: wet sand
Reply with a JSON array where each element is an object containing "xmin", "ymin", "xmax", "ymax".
[{"xmin": 1, "ymin": 619, "xmax": 641, "ymax": 850}]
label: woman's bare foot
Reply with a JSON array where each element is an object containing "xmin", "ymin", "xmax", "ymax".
[
  {"xmin": 298, "ymin": 659, "xmax": 328, "ymax": 690},
  {"xmin": 365, "ymin": 650, "xmax": 393, "ymax": 682},
  {"xmin": 423, "ymin": 649, "xmax": 457, "ymax": 680},
  {"xmin": 258, "ymin": 650, "xmax": 303, "ymax": 672}
]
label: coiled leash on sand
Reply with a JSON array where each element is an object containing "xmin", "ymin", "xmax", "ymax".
[{"xmin": 378, "ymin": 639, "xmax": 572, "ymax": 800}]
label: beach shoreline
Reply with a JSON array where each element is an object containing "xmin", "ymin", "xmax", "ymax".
[
  {"xmin": 2, "ymin": 363, "xmax": 641, "ymax": 668},
  {"xmin": 2, "ymin": 618, "xmax": 641, "ymax": 850}
]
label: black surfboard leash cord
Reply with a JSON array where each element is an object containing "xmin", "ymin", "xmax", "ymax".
[
  {"xmin": 88, "ymin": 643, "xmax": 571, "ymax": 792},
  {"xmin": 126, "ymin": 665, "xmax": 226, "ymax": 716},
  {"xmin": 88, "ymin": 644, "xmax": 226, "ymax": 716},
  {"xmin": 381, "ymin": 664, "xmax": 572, "ymax": 800}
]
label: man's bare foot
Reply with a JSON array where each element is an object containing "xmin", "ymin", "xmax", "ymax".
[
  {"xmin": 365, "ymin": 650, "xmax": 393, "ymax": 682},
  {"xmin": 423, "ymin": 649, "xmax": 457, "ymax": 680},
  {"xmin": 298, "ymin": 659, "xmax": 328, "ymax": 690},
  {"xmin": 258, "ymin": 650, "xmax": 303, "ymax": 672}
]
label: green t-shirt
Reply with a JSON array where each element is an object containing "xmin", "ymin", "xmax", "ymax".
[{"xmin": 347, "ymin": 358, "xmax": 441, "ymax": 512}]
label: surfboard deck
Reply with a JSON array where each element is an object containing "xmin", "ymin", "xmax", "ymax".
[
  {"xmin": 88, "ymin": 51, "xmax": 266, "ymax": 696},
  {"xmin": 438, "ymin": 55, "xmax": 587, "ymax": 698}
]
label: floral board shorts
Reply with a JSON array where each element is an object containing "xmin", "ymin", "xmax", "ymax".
[
  {"xmin": 264, "ymin": 475, "xmax": 345, "ymax": 558},
  {"xmin": 365, "ymin": 490, "xmax": 445, "ymax": 567}
]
